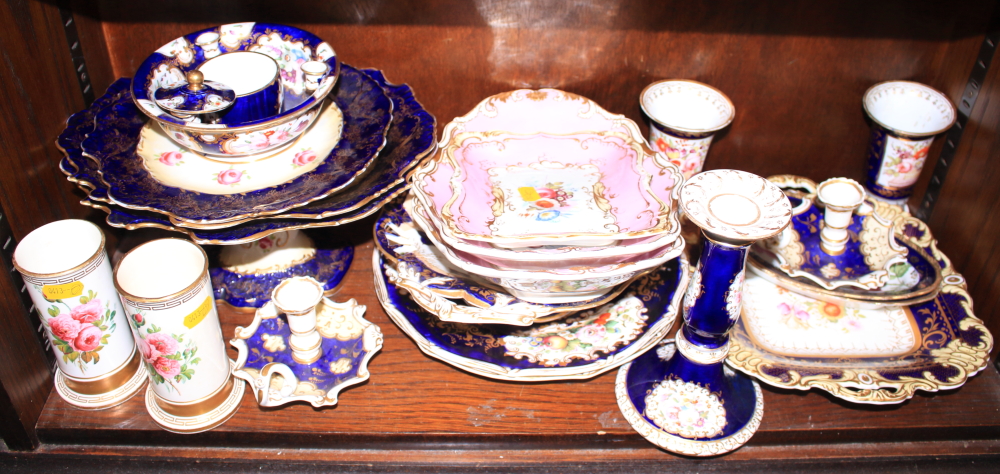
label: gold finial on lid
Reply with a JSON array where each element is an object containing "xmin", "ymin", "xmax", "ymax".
[{"xmin": 186, "ymin": 70, "xmax": 205, "ymax": 91}]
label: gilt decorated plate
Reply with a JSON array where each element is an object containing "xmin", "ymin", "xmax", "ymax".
[{"xmin": 373, "ymin": 250, "xmax": 688, "ymax": 382}]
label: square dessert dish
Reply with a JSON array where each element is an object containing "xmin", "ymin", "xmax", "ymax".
[
  {"xmin": 413, "ymin": 131, "xmax": 679, "ymax": 248},
  {"xmin": 410, "ymin": 88, "xmax": 684, "ymax": 251}
]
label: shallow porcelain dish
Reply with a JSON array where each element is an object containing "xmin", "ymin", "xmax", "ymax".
[
  {"xmin": 728, "ymin": 229, "xmax": 992, "ymax": 405},
  {"xmin": 405, "ymin": 194, "xmax": 680, "ymax": 269},
  {"xmin": 132, "ymin": 22, "xmax": 341, "ymax": 157},
  {"xmin": 410, "ymin": 88, "xmax": 683, "ymax": 249},
  {"xmin": 414, "ymin": 132, "xmax": 677, "ymax": 248},
  {"xmin": 374, "ymin": 250, "xmax": 689, "ymax": 381},
  {"xmin": 755, "ymin": 175, "xmax": 910, "ymax": 291},
  {"xmin": 59, "ymin": 69, "xmax": 433, "ymax": 245},
  {"xmin": 84, "ymin": 65, "xmax": 392, "ymax": 226},
  {"xmin": 381, "ymin": 198, "xmax": 680, "ymax": 304},
  {"xmin": 374, "ymin": 201, "xmax": 646, "ymax": 325},
  {"xmin": 751, "ymin": 175, "xmax": 942, "ymax": 304}
]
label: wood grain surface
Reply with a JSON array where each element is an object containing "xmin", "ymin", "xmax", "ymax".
[{"xmin": 32, "ymin": 228, "xmax": 1000, "ymax": 458}]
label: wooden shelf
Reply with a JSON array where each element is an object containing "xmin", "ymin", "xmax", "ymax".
[
  {"xmin": 3, "ymin": 1, "xmax": 1000, "ymax": 470},
  {"xmin": 18, "ymin": 235, "xmax": 1000, "ymax": 470}
]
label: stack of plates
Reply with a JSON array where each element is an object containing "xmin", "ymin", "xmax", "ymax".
[
  {"xmin": 727, "ymin": 175, "xmax": 993, "ymax": 404},
  {"xmin": 59, "ymin": 66, "xmax": 436, "ymax": 245},
  {"xmin": 373, "ymin": 89, "xmax": 691, "ymax": 381}
]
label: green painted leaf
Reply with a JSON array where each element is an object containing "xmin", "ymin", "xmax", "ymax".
[{"xmin": 47, "ymin": 307, "xmax": 60, "ymax": 317}]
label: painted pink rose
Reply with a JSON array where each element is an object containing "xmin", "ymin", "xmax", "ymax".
[
  {"xmin": 576, "ymin": 324, "xmax": 607, "ymax": 344},
  {"xmin": 216, "ymin": 168, "xmax": 243, "ymax": 185},
  {"xmin": 271, "ymin": 129, "xmax": 291, "ymax": 143},
  {"xmin": 137, "ymin": 337, "xmax": 159, "ymax": 362},
  {"xmin": 292, "ymin": 149, "xmax": 317, "ymax": 167},
  {"xmin": 244, "ymin": 133, "xmax": 271, "ymax": 150},
  {"xmin": 257, "ymin": 236, "xmax": 273, "ymax": 249},
  {"xmin": 159, "ymin": 151, "xmax": 183, "ymax": 166},
  {"xmin": 145, "ymin": 332, "xmax": 179, "ymax": 356},
  {"xmin": 133, "ymin": 313, "xmax": 143, "ymax": 324},
  {"xmin": 70, "ymin": 299, "xmax": 103, "ymax": 324},
  {"xmin": 152, "ymin": 356, "xmax": 181, "ymax": 378},
  {"xmin": 777, "ymin": 302, "xmax": 791, "ymax": 315},
  {"xmin": 535, "ymin": 187, "xmax": 557, "ymax": 199},
  {"xmin": 794, "ymin": 309, "xmax": 810, "ymax": 321},
  {"xmin": 73, "ymin": 326, "xmax": 103, "ymax": 352},
  {"xmin": 897, "ymin": 160, "xmax": 914, "ymax": 174},
  {"xmin": 49, "ymin": 314, "xmax": 82, "ymax": 342}
]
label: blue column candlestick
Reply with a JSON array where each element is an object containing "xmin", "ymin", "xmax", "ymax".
[{"xmin": 615, "ymin": 170, "xmax": 791, "ymax": 456}]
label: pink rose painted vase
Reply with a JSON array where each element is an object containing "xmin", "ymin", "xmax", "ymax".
[
  {"xmin": 114, "ymin": 238, "xmax": 243, "ymax": 434},
  {"xmin": 13, "ymin": 220, "xmax": 147, "ymax": 410}
]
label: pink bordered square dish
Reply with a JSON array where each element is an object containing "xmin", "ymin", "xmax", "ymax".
[
  {"xmin": 412, "ymin": 131, "xmax": 682, "ymax": 248},
  {"xmin": 404, "ymin": 194, "xmax": 680, "ymax": 269},
  {"xmin": 410, "ymin": 88, "xmax": 684, "ymax": 249}
]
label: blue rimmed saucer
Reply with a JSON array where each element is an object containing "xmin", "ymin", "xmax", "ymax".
[
  {"xmin": 372, "ymin": 248, "xmax": 688, "ymax": 382},
  {"xmin": 80, "ymin": 64, "xmax": 392, "ymax": 225},
  {"xmin": 231, "ymin": 297, "xmax": 382, "ymax": 408}
]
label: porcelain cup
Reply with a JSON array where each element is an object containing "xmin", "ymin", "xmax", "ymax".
[
  {"xmin": 13, "ymin": 219, "xmax": 145, "ymax": 409},
  {"xmin": 194, "ymin": 31, "xmax": 221, "ymax": 59},
  {"xmin": 301, "ymin": 61, "xmax": 329, "ymax": 91},
  {"xmin": 640, "ymin": 80, "xmax": 735, "ymax": 179},
  {"xmin": 199, "ymin": 51, "xmax": 283, "ymax": 124},
  {"xmin": 114, "ymin": 238, "xmax": 239, "ymax": 432},
  {"xmin": 862, "ymin": 81, "xmax": 956, "ymax": 205}
]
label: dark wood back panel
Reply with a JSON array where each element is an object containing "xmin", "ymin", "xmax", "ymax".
[
  {"xmin": 90, "ymin": 0, "xmax": 992, "ymax": 185},
  {"xmin": 930, "ymin": 40, "xmax": 1000, "ymax": 344}
]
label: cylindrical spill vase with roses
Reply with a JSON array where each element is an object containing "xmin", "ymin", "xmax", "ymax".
[
  {"xmin": 12, "ymin": 220, "xmax": 147, "ymax": 409},
  {"xmin": 114, "ymin": 238, "xmax": 243, "ymax": 433}
]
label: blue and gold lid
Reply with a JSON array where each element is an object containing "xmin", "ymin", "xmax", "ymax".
[{"xmin": 153, "ymin": 70, "xmax": 235, "ymax": 116}]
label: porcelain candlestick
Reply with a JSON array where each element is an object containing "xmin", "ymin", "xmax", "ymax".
[
  {"xmin": 272, "ymin": 276, "xmax": 325, "ymax": 364},
  {"xmin": 615, "ymin": 170, "xmax": 791, "ymax": 456},
  {"xmin": 816, "ymin": 178, "xmax": 866, "ymax": 255}
]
